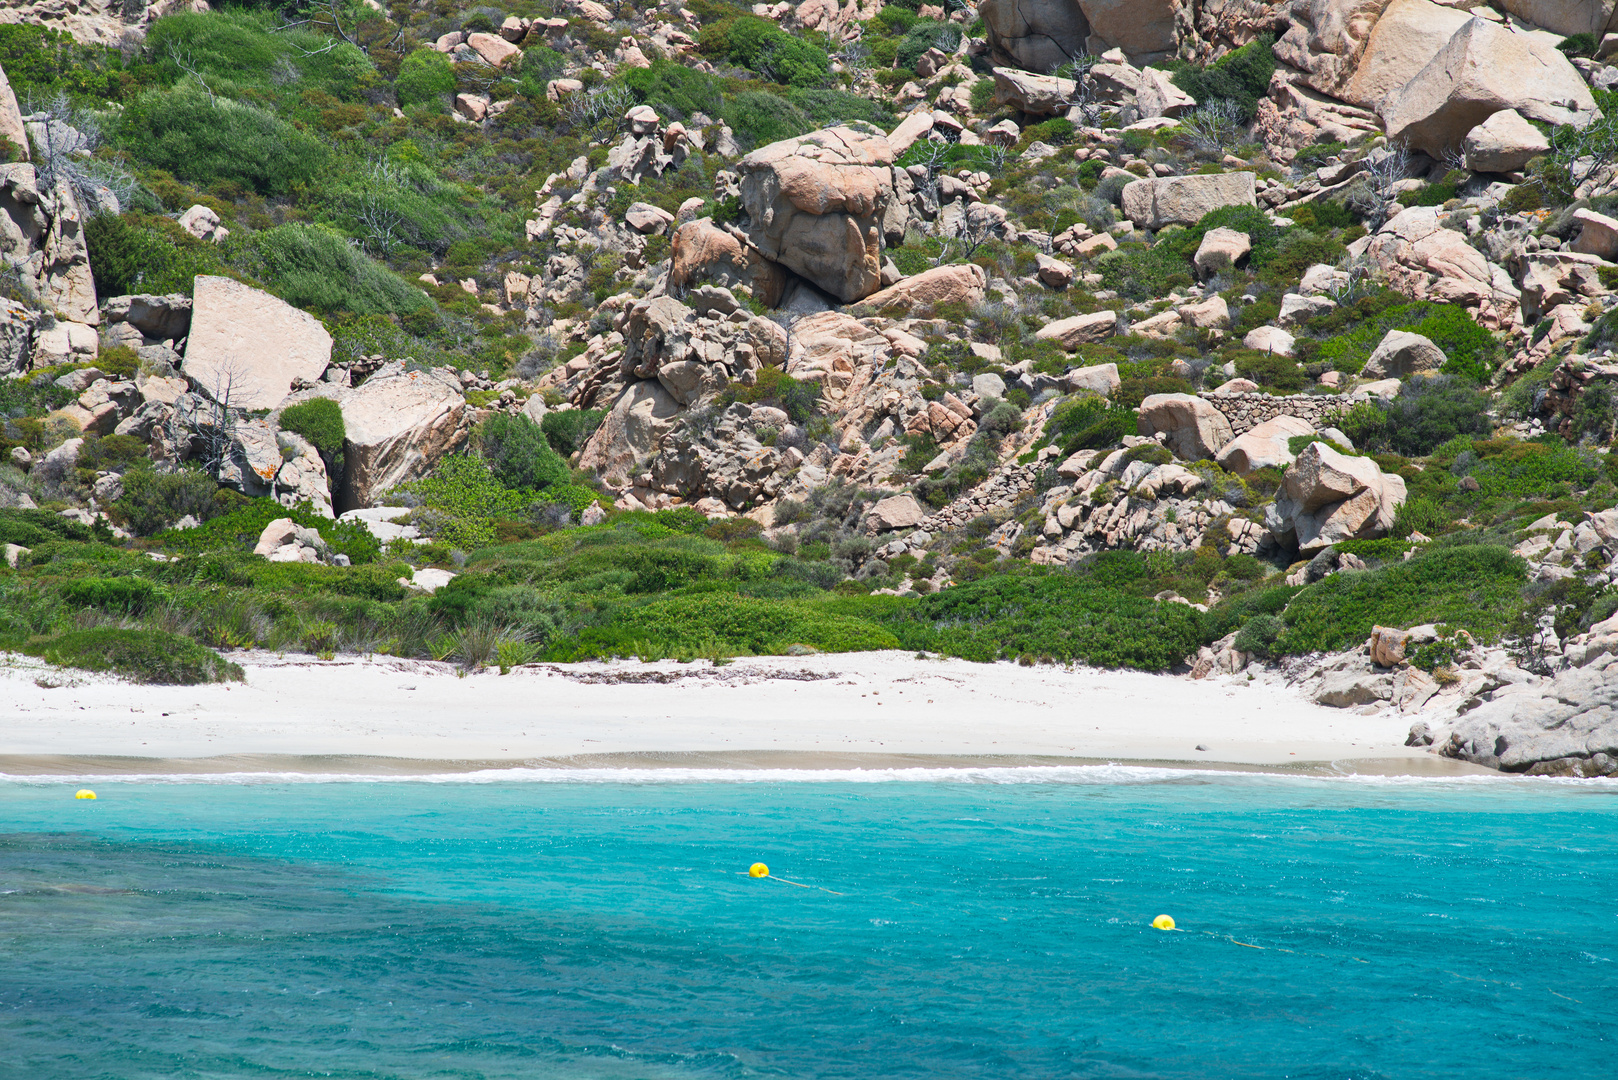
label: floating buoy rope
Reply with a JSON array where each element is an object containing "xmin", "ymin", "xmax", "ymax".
[{"xmin": 738, "ymin": 862, "xmax": 844, "ymax": 895}]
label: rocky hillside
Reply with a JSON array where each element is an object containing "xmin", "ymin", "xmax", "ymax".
[{"xmin": 3, "ymin": 0, "xmax": 1618, "ymax": 774}]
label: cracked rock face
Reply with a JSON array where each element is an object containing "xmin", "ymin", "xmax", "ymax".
[{"xmin": 737, "ymin": 126, "xmax": 893, "ymax": 304}]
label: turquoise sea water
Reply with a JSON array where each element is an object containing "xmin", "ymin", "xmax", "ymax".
[{"xmin": 1, "ymin": 767, "xmax": 1615, "ymax": 1079}]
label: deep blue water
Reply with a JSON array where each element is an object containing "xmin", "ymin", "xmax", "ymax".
[{"xmin": 1, "ymin": 767, "xmax": 1614, "ymax": 1079}]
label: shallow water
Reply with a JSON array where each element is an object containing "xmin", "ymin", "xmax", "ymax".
[{"xmin": 1, "ymin": 768, "xmax": 1614, "ymax": 1079}]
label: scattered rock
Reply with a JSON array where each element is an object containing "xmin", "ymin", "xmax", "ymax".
[
  {"xmin": 1193, "ymin": 227, "xmax": 1250, "ymax": 279},
  {"xmin": 867, "ymin": 493, "xmax": 926, "ymax": 531},
  {"xmin": 1382, "ymin": 17, "xmax": 1599, "ymax": 156},
  {"xmin": 1462, "ymin": 108, "xmax": 1550, "ymax": 173},
  {"xmin": 860, "ymin": 263, "xmax": 987, "ymax": 315},
  {"xmin": 1036, "ymin": 311, "xmax": 1118, "ymax": 350},
  {"xmin": 1243, "ymin": 325, "xmax": 1296, "ymax": 357},
  {"xmin": 1368, "ymin": 625, "xmax": 1411, "ymax": 667}
]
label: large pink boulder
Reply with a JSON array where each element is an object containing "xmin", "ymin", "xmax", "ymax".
[
  {"xmin": 1265, "ymin": 441, "xmax": 1407, "ymax": 553},
  {"xmin": 737, "ymin": 127, "xmax": 894, "ymax": 303}
]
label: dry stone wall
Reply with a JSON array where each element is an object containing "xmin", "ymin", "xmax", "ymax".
[{"xmin": 1199, "ymin": 391, "xmax": 1341, "ymax": 435}]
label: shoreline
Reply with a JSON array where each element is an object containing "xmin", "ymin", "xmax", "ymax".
[
  {"xmin": 0, "ymin": 749, "xmax": 1495, "ymax": 778},
  {"xmin": 1, "ymin": 649, "xmax": 1495, "ymax": 777}
]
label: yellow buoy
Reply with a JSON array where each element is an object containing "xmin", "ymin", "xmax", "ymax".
[
  {"xmin": 749, "ymin": 862, "xmax": 770, "ymax": 878},
  {"xmin": 1152, "ymin": 914, "xmax": 1176, "ymax": 931},
  {"xmin": 75, "ymin": 789, "xmax": 96, "ymax": 800}
]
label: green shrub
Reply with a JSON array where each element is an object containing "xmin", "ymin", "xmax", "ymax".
[
  {"xmin": 621, "ymin": 59, "xmax": 724, "ymax": 119},
  {"xmin": 896, "ymin": 21, "xmax": 961, "ymax": 70},
  {"xmin": 278, "ymin": 398, "xmax": 346, "ymax": 458},
  {"xmin": 1232, "ymin": 613, "xmax": 1284, "ymax": 658},
  {"xmin": 1558, "ymin": 33, "xmax": 1598, "ymax": 58},
  {"xmin": 1170, "ymin": 34, "xmax": 1275, "ymax": 120},
  {"xmin": 723, "ymin": 16, "xmax": 829, "ymax": 87},
  {"xmin": 0, "ymin": 508, "xmax": 94, "ymax": 547},
  {"xmin": 0, "ymin": 24, "xmax": 133, "ymax": 104},
  {"xmin": 542, "ymin": 408, "xmax": 607, "ymax": 456},
  {"xmin": 719, "ymin": 366, "xmax": 820, "ymax": 424},
  {"xmin": 476, "ymin": 413, "xmax": 570, "ymax": 491},
  {"xmin": 1336, "ymin": 377, "xmax": 1493, "ymax": 456},
  {"xmin": 396, "ymin": 48, "xmax": 454, "ymax": 106},
  {"xmin": 875, "ymin": 568, "xmax": 1205, "ymax": 670},
  {"xmin": 969, "ymin": 77, "xmax": 996, "ymax": 112},
  {"xmin": 242, "ymin": 224, "xmax": 427, "ymax": 315},
  {"xmin": 784, "ymin": 87, "xmax": 894, "ymax": 130},
  {"xmin": 29, "ymin": 628, "xmax": 243, "ymax": 684},
  {"xmin": 84, "ymin": 213, "xmax": 228, "ymax": 301},
  {"xmin": 723, "ymin": 90, "xmax": 813, "ymax": 148},
  {"xmin": 62, "ymin": 576, "xmax": 156, "ymax": 613},
  {"xmin": 1466, "ymin": 438, "xmax": 1598, "ymax": 497},
  {"xmin": 1097, "ymin": 244, "xmax": 1193, "ymax": 300},
  {"xmin": 113, "ymin": 466, "xmax": 225, "ymax": 537},
  {"xmin": 156, "ymin": 498, "xmax": 380, "ymax": 564},
  {"xmin": 1275, "ymin": 545, "xmax": 1526, "ymax": 654},
  {"xmin": 1233, "ymin": 350, "xmax": 1308, "ymax": 392},
  {"xmin": 117, "ymin": 87, "xmax": 328, "ymax": 196},
  {"xmin": 145, "ymin": 9, "xmax": 371, "ymax": 102},
  {"xmin": 396, "ymin": 454, "xmax": 533, "ymax": 549},
  {"xmin": 550, "ymin": 593, "xmax": 898, "ymax": 661}
]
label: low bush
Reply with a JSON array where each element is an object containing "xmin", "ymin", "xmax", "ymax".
[
  {"xmin": 277, "ymin": 398, "xmax": 346, "ymax": 458},
  {"xmin": 0, "ymin": 508, "xmax": 94, "ymax": 547},
  {"xmin": 1275, "ymin": 545, "xmax": 1527, "ymax": 654},
  {"xmin": 242, "ymin": 224, "xmax": 428, "ymax": 315},
  {"xmin": 62, "ymin": 576, "xmax": 156, "ymax": 613},
  {"xmin": 621, "ymin": 59, "xmax": 724, "ymax": 119},
  {"xmin": 1336, "ymin": 378, "xmax": 1493, "ymax": 457},
  {"xmin": 549, "ymin": 593, "xmax": 899, "ymax": 661},
  {"xmin": 84, "ymin": 213, "xmax": 228, "ymax": 300},
  {"xmin": 723, "ymin": 90, "xmax": 813, "ymax": 148},
  {"xmin": 1170, "ymin": 34, "xmax": 1275, "ymax": 120},
  {"xmin": 476, "ymin": 413, "xmax": 570, "ymax": 491},
  {"xmin": 396, "ymin": 454, "xmax": 533, "ymax": 549},
  {"xmin": 542, "ymin": 408, "xmax": 607, "ymax": 456},
  {"xmin": 720, "ymin": 366, "xmax": 821, "ymax": 424},
  {"xmin": 396, "ymin": 48, "xmax": 454, "ymax": 107},
  {"xmin": 117, "ymin": 87, "xmax": 328, "ymax": 196},
  {"xmin": 156, "ymin": 498, "xmax": 381, "ymax": 564},
  {"xmin": 28, "ymin": 628, "xmax": 243, "ymax": 684},
  {"xmin": 875, "ymin": 568, "xmax": 1205, "ymax": 670},
  {"xmin": 112, "ymin": 466, "xmax": 225, "ymax": 536}
]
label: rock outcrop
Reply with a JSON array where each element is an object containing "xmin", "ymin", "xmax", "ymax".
[
  {"xmin": 1462, "ymin": 108, "xmax": 1550, "ymax": 174},
  {"xmin": 183, "ymin": 276, "xmax": 332, "ymax": 411},
  {"xmin": 979, "ymin": 0, "xmax": 1090, "ymax": 72},
  {"xmin": 1441, "ymin": 651, "xmax": 1618, "ymax": 776},
  {"xmin": 1214, "ymin": 415, "xmax": 1314, "ymax": 475},
  {"xmin": 1121, "ymin": 172, "xmax": 1257, "ymax": 230},
  {"xmin": 859, "ymin": 263, "xmax": 987, "ymax": 315},
  {"xmin": 1137, "ymin": 393, "xmax": 1234, "ymax": 461},
  {"xmin": 0, "ymin": 161, "xmax": 98, "ymax": 325},
  {"xmin": 1265, "ymin": 441, "xmax": 1406, "ymax": 553},
  {"xmin": 737, "ymin": 126, "xmax": 893, "ymax": 303},
  {"xmin": 1361, "ymin": 330, "xmax": 1445, "ymax": 379},
  {"xmin": 668, "ymin": 218, "xmax": 786, "ymax": 307},
  {"xmin": 1381, "ymin": 17, "xmax": 1600, "ymax": 156},
  {"xmin": 277, "ymin": 362, "xmax": 470, "ymax": 512}
]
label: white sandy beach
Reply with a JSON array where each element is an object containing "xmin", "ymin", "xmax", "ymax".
[{"xmin": 0, "ymin": 649, "xmax": 1487, "ymax": 775}]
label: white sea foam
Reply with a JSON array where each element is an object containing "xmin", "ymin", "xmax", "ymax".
[{"xmin": 2, "ymin": 764, "xmax": 1616, "ymax": 788}]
